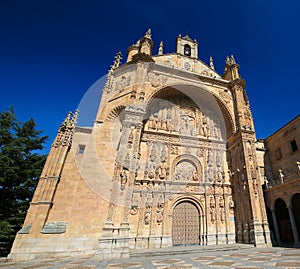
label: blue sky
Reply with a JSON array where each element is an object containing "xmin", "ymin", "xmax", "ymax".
[{"xmin": 1, "ymin": 1, "xmax": 299, "ymax": 154}]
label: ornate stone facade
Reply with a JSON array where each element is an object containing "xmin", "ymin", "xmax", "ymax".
[
  {"xmin": 9, "ymin": 30, "xmax": 271, "ymax": 261},
  {"xmin": 262, "ymin": 115, "xmax": 300, "ymax": 247}
]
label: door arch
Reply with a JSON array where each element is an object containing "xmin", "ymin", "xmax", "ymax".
[
  {"xmin": 292, "ymin": 193, "xmax": 300, "ymax": 237},
  {"xmin": 172, "ymin": 200, "xmax": 201, "ymax": 246},
  {"xmin": 275, "ymin": 198, "xmax": 293, "ymax": 243}
]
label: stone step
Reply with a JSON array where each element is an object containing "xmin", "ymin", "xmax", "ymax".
[{"xmin": 130, "ymin": 243, "xmax": 254, "ymax": 258}]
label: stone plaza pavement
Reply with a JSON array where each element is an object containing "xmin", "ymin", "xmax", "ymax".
[{"xmin": 1, "ymin": 244, "xmax": 300, "ymax": 268}]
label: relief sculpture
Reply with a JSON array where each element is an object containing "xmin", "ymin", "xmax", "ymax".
[
  {"xmin": 174, "ymin": 161, "xmax": 197, "ymax": 182},
  {"xmin": 144, "ymin": 96, "xmax": 222, "ymax": 140}
]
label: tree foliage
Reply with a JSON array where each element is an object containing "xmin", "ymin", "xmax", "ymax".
[{"xmin": 0, "ymin": 107, "xmax": 48, "ymax": 257}]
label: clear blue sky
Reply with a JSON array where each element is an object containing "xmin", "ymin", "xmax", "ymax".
[{"xmin": 1, "ymin": 1, "xmax": 299, "ymax": 154}]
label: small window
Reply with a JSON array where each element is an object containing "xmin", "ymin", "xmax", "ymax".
[
  {"xmin": 290, "ymin": 140, "xmax": 298, "ymax": 152},
  {"xmin": 78, "ymin": 144, "xmax": 86, "ymax": 154},
  {"xmin": 275, "ymin": 148, "xmax": 282, "ymax": 160},
  {"xmin": 184, "ymin": 44, "xmax": 191, "ymax": 56}
]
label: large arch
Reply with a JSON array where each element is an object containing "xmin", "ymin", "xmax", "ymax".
[{"xmin": 145, "ymin": 84, "xmax": 235, "ymax": 139}]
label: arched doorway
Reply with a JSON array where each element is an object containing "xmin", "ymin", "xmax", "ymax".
[
  {"xmin": 292, "ymin": 193, "xmax": 300, "ymax": 236},
  {"xmin": 275, "ymin": 198, "xmax": 293, "ymax": 244},
  {"xmin": 172, "ymin": 201, "xmax": 201, "ymax": 246}
]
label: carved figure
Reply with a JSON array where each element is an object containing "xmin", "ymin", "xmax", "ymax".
[
  {"xmin": 210, "ymin": 196, "xmax": 216, "ymax": 223},
  {"xmin": 174, "ymin": 161, "xmax": 197, "ymax": 182},
  {"xmin": 120, "ymin": 169, "xmax": 128, "ymax": 190},
  {"xmin": 144, "ymin": 202, "xmax": 152, "ymax": 225},
  {"xmin": 156, "ymin": 203, "xmax": 164, "ymax": 224}
]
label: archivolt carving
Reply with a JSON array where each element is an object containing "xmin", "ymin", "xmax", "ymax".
[{"xmin": 106, "ymin": 105, "xmax": 125, "ymax": 122}]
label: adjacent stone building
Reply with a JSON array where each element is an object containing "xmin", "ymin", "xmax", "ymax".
[
  {"xmin": 263, "ymin": 115, "xmax": 300, "ymax": 246},
  {"xmin": 9, "ymin": 30, "xmax": 272, "ymax": 261}
]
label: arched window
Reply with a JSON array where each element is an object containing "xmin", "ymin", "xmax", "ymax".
[{"xmin": 184, "ymin": 44, "xmax": 191, "ymax": 56}]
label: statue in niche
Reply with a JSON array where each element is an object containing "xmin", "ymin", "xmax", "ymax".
[
  {"xmin": 201, "ymin": 117, "xmax": 209, "ymax": 137},
  {"xmin": 159, "ymin": 162, "xmax": 167, "ymax": 179},
  {"xmin": 147, "ymin": 163, "xmax": 155, "ymax": 179},
  {"xmin": 156, "ymin": 203, "xmax": 164, "ymax": 224},
  {"xmin": 160, "ymin": 145, "xmax": 167, "ymax": 162},
  {"xmin": 216, "ymin": 170, "xmax": 224, "ymax": 183},
  {"xmin": 166, "ymin": 108, "xmax": 173, "ymax": 132},
  {"xmin": 210, "ymin": 207, "xmax": 216, "ymax": 223},
  {"xmin": 120, "ymin": 169, "xmax": 128, "ymax": 190},
  {"xmin": 210, "ymin": 196, "xmax": 216, "ymax": 223},
  {"xmin": 219, "ymin": 196, "xmax": 225, "ymax": 223},
  {"xmin": 150, "ymin": 144, "xmax": 157, "ymax": 163},
  {"xmin": 144, "ymin": 201, "xmax": 152, "ymax": 225}
]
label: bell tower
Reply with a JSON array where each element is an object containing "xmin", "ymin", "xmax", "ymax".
[{"xmin": 176, "ymin": 34, "xmax": 198, "ymax": 59}]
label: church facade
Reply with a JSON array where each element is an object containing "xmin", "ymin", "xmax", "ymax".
[{"xmin": 9, "ymin": 30, "xmax": 271, "ymax": 261}]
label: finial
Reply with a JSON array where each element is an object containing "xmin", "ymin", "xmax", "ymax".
[
  {"xmin": 71, "ymin": 109, "xmax": 79, "ymax": 126},
  {"xmin": 210, "ymin": 56, "xmax": 215, "ymax": 70},
  {"xmin": 61, "ymin": 111, "xmax": 72, "ymax": 127},
  {"xmin": 111, "ymin": 52, "xmax": 122, "ymax": 70},
  {"xmin": 60, "ymin": 110, "xmax": 78, "ymax": 130},
  {"xmin": 158, "ymin": 41, "xmax": 163, "ymax": 55},
  {"xmin": 135, "ymin": 39, "xmax": 141, "ymax": 46},
  {"xmin": 225, "ymin": 55, "xmax": 237, "ymax": 66},
  {"xmin": 145, "ymin": 29, "xmax": 152, "ymax": 39},
  {"xmin": 231, "ymin": 55, "xmax": 236, "ymax": 64},
  {"xmin": 226, "ymin": 56, "xmax": 230, "ymax": 65}
]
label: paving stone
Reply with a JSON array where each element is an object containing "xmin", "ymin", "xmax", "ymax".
[{"xmin": 1, "ymin": 246, "xmax": 300, "ymax": 268}]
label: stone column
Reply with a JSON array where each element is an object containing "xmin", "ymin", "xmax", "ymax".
[
  {"xmin": 271, "ymin": 209, "xmax": 281, "ymax": 245},
  {"xmin": 287, "ymin": 205, "xmax": 300, "ymax": 245}
]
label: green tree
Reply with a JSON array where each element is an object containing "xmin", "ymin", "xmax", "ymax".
[{"xmin": 0, "ymin": 107, "xmax": 48, "ymax": 257}]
